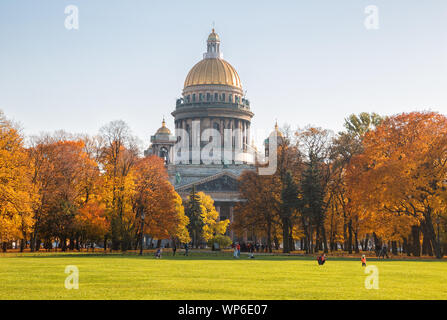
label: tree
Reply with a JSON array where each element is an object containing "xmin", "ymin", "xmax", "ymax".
[
  {"xmin": 99, "ymin": 120, "xmax": 139, "ymax": 251},
  {"xmin": 297, "ymin": 127, "xmax": 333, "ymax": 253},
  {"xmin": 0, "ymin": 111, "xmax": 34, "ymax": 251},
  {"xmin": 27, "ymin": 136, "xmax": 101, "ymax": 251},
  {"xmin": 234, "ymin": 170, "xmax": 281, "ymax": 253},
  {"xmin": 344, "ymin": 112, "xmax": 383, "ymax": 138},
  {"xmin": 185, "ymin": 186, "xmax": 203, "ymax": 248},
  {"xmin": 197, "ymin": 191, "xmax": 230, "ymax": 243},
  {"xmin": 347, "ymin": 112, "xmax": 447, "ymax": 258},
  {"xmin": 133, "ymin": 156, "xmax": 189, "ymax": 247},
  {"xmin": 280, "ymin": 171, "xmax": 299, "ymax": 253},
  {"xmin": 185, "ymin": 188, "xmax": 229, "ymax": 248}
]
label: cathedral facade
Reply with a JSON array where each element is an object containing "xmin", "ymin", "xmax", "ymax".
[{"xmin": 146, "ymin": 29, "xmax": 257, "ymax": 240}]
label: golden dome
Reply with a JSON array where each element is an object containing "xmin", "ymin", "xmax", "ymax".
[
  {"xmin": 184, "ymin": 58, "xmax": 242, "ymax": 89},
  {"xmin": 274, "ymin": 121, "xmax": 283, "ymax": 137},
  {"xmin": 208, "ymin": 29, "xmax": 220, "ymax": 42},
  {"xmin": 156, "ymin": 119, "xmax": 171, "ymax": 135}
]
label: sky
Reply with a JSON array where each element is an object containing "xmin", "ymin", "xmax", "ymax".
[{"xmin": 0, "ymin": 0, "xmax": 446, "ymax": 149}]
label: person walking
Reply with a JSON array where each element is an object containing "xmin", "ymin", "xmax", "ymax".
[
  {"xmin": 236, "ymin": 243, "xmax": 241, "ymax": 258},
  {"xmin": 172, "ymin": 242, "xmax": 177, "ymax": 256},
  {"xmin": 361, "ymin": 254, "xmax": 367, "ymax": 267},
  {"xmin": 184, "ymin": 243, "xmax": 189, "ymax": 256}
]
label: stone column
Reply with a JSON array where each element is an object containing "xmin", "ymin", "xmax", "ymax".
[{"xmin": 215, "ymin": 205, "xmax": 220, "ymax": 221}]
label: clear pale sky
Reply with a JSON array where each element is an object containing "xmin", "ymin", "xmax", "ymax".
[{"xmin": 0, "ymin": 0, "xmax": 446, "ymax": 148}]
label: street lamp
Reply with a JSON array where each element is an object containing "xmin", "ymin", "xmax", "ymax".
[{"xmin": 140, "ymin": 211, "xmax": 145, "ymax": 256}]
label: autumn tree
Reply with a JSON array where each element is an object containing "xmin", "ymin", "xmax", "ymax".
[
  {"xmin": 347, "ymin": 112, "xmax": 447, "ymax": 258},
  {"xmin": 133, "ymin": 156, "xmax": 189, "ymax": 248},
  {"xmin": 185, "ymin": 188, "xmax": 228, "ymax": 248},
  {"xmin": 0, "ymin": 111, "xmax": 34, "ymax": 251},
  {"xmin": 99, "ymin": 120, "xmax": 139, "ymax": 251},
  {"xmin": 233, "ymin": 170, "xmax": 281, "ymax": 253},
  {"xmin": 27, "ymin": 134, "xmax": 101, "ymax": 251}
]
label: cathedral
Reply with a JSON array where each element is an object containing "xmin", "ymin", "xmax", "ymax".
[{"xmin": 146, "ymin": 29, "xmax": 259, "ymax": 240}]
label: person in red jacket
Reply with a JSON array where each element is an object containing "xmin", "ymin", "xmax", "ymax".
[
  {"xmin": 361, "ymin": 255, "xmax": 367, "ymax": 267},
  {"xmin": 317, "ymin": 253, "xmax": 326, "ymax": 265}
]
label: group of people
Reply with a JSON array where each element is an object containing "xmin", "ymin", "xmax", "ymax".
[
  {"xmin": 154, "ymin": 243, "xmax": 190, "ymax": 259},
  {"xmin": 233, "ymin": 243, "xmax": 241, "ymax": 258},
  {"xmin": 235, "ymin": 242, "xmax": 269, "ymax": 253},
  {"xmin": 317, "ymin": 253, "xmax": 368, "ymax": 267}
]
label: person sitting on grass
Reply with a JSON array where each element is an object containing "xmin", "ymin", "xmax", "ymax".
[
  {"xmin": 155, "ymin": 248, "xmax": 162, "ymax": 259},
  {"xmin": 317, "ymin": 253, "xmax": 326, "ymax": 265},
  {"xmin": 361, "ymin": 254, "xmax": 367, "ymax": 267}
]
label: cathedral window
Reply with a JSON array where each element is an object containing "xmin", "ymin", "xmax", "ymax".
[
  {"xmin": 192, "ymin": 94, "xmax": 196, "ymax": 102},
  {"xmin": 214, "ymin": 93, "xmax": 218, "ymax": 101},
  {"xmin": 207, "ymin": 93, "xmax": 211, "ymax": 101}
]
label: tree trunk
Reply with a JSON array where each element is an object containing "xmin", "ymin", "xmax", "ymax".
[
  {"xmin": 411, "ymin": 225, "xmax": 421, "ymax": 257},
  {"xmin": 288, "ymin": 226, "xmax": 295, "ymax": 251},
  {"xmin": 422, "ymin": 213, "xmax": 442, "ymax": 259},
  {"xmin": 20, "ymin": 238, "xmax": 25, "ymax": 252},
  {"xmin": 321, "ymin": 225, "xmax": 328, "ymax": 253},
  {"xmin": 347, "ymin": 219, "xmax": 353, "ymax": 254},
  {"xmin": 266, "ymin": 221, "xmax": 272, "ymax": 253},
  {"xmin": 282, "ymin": 217, "xmax": 290, "ymax": 253},
  {"xmin": 391, "ymin": 241, "xmax": 398, "ymax": 255},
  {"xmin": 354, "ymin": 230, "xmax": 360, "ymax": 253},
  {"xmin": 273, "ymin": 236, "xmax": 280, "ymax": 250}
]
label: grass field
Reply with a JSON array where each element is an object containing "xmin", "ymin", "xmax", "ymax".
[{"xmin": 1, "ymin": 252, "xmax": 446, "ymax": 300}]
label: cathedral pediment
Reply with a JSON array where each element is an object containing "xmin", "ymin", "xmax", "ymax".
[{"xmin": 176, "ymin": 171, "xmax": 239, "ymax": 193}]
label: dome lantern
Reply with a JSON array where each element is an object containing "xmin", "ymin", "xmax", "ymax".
[
  {"xmin": 183, "ymin": 29, "xmax": 242, "ymax": 91},
  {"xmin": 155, "ymin": 117, "xmax": 171, "ymax": 135},
  {"xmin": 204, "ymin": 28, "xmax": 223, "ymax": 59}
]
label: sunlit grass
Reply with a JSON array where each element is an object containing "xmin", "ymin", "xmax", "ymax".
[{"xmin": 0, "ymin": 252, "xmax": 446, "ymax": 299}]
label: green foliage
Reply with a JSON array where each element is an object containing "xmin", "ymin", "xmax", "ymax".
[
  {"xmin": 207, "ymin": 234, "xmax": 232, "ymax": 249},
  {"xmin": 343, "ymin": 112, "xmax": 383, "ymax": 137},
  {"xmin": 185, "ymin": 186, "xmax": 204, "ymax": 247}
]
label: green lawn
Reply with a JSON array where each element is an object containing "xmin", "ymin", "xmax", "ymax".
[{"xmin": 0, "ymin": 252, "xmax": 446, "ymax": 299}]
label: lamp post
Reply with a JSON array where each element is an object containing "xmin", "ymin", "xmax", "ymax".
[{"xmin": 140, "ymin": 211, "xmax": 145, "ymax": 256}]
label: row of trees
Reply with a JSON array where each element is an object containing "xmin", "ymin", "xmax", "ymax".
[
  {"xmin": 0, "ymin": 112, "xmax": 228, "ymax": 252},
  {"xmin": 234, "ymin": 112, "xmax": 447, "ymax": 258}
]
